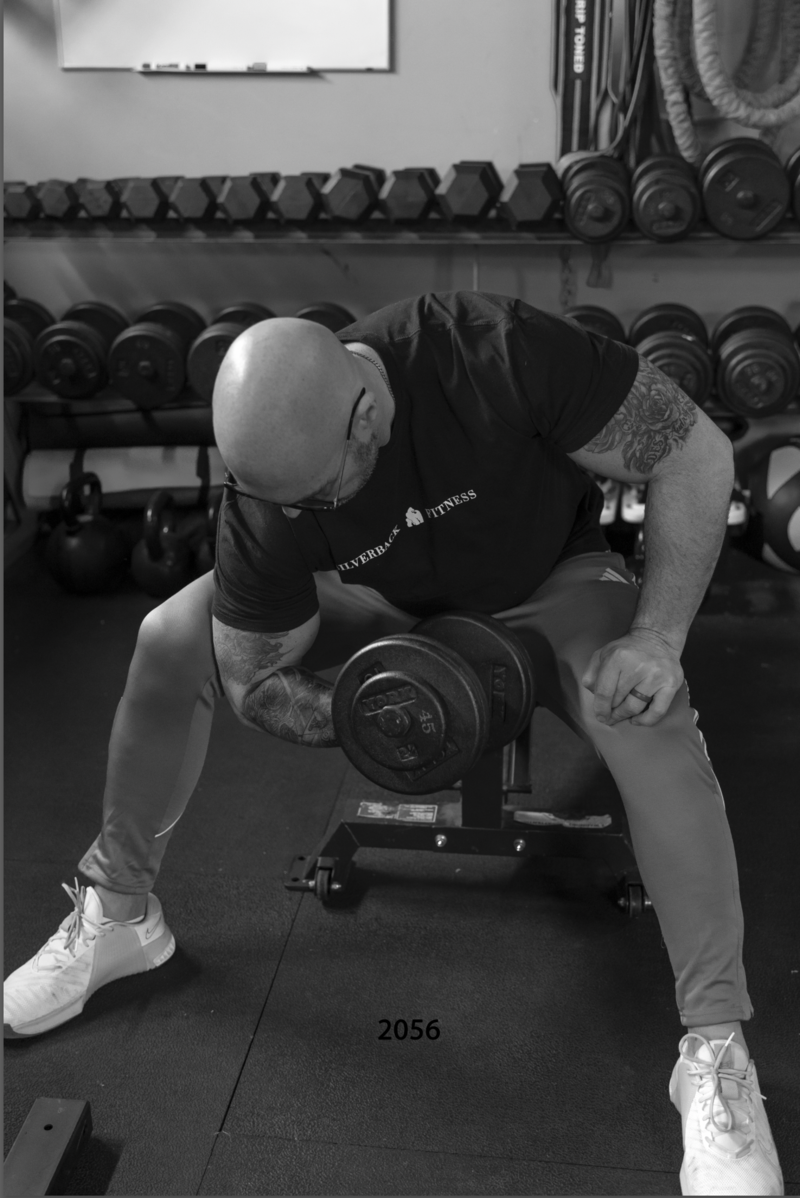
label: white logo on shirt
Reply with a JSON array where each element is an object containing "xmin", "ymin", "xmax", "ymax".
[
  {"xmin": 425, "ymin": 490, "xmax": 477, "ymax": 519},
  {"xmin": 405, "ymin": 507, "xmax": 424, "ymax": 527}
]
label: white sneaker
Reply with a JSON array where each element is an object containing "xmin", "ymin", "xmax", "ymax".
[
  {"xmin": 670, "ymin": 1033, "xmax": 784, "ymax": 1195},
  {"xmin": 4, "ymin": 880, "xmax": 175, "ymax": 1038}
]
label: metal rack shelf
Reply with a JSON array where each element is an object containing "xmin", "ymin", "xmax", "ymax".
[{"xmin": 5, "ymin": 217, "xmax": 800, "ymax": 248}]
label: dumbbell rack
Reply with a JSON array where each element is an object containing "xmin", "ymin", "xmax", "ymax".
[
  {"xmin": 285, "ymin": 732, "xmax": 651, "ymax": 917},
  {"xmin": 5, "ymin": 217, "xmax": 800, "ymax": 246}
]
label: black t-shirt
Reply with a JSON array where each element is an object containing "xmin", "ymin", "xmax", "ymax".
[{"xmin": 213, "ymin": 291, "xmax": 640, "ymax": 632}]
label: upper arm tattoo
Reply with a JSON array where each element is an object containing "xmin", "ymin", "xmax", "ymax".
[
  {"xmin": 213, "ymin": 622, "xmax": 293, "ymax": 688},
  {"xmin": 582, "ymin": 356, "xmax": 698, "ymax": 475},
  {"xmin": 213, "ymin": 619, "xmax": 337, "ymax": 747}
]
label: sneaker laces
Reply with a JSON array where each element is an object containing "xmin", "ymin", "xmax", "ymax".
[
  {"xmin": 33, "ymin": 879, "xmax": 107, "ymax": 968},
  {"xmin": 681, "ymin": 1033, "xmax": 767, "ymax": 1147}
]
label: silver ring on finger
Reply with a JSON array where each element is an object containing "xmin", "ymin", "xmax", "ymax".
[{"xmin": 630, "ymin": 687, "xmax": 652, "ymax": 706}]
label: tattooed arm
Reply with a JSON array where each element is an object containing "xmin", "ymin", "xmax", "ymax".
[
  {"xmin": 212, "ymin": 613, "xmax": 339, "ymax": 747},
  {"xmin": 567, "ymin": 355, "xmax": 734, "ymax": 653}
]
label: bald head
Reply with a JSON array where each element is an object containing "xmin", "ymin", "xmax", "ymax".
[{"xmin": 212, "ymin": 317, "xmax": 360, "ymax": 498}]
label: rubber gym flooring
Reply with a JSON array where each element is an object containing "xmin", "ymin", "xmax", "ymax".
[{"xmin": 4, "ymin": 537, "xmax": 800, "ymax": 1196}]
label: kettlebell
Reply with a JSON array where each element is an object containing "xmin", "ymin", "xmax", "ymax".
[
  {"xmin": 45, "ymin": 472, "xmax": 128, "ymax": 594},
  {"xmin": 131, "ymin": 490, "xmax": 194, "ymax": 598},
  {"xmin": 194, "ymin": 490, "xmax": 222, "ymax": 576}
]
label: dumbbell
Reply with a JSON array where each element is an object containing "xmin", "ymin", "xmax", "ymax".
[
  {"xmin": 169, "ymin": 177, "xmax": 227, "ymax": 221},
  {"xmin": 631, "ymin": 156, "xmax": 701, "ymax": 242},
  {"xmin": 561, "ymin": 157, "xmax": 631, "ymax": 242},
  {"xmin": 74, "ymin": 178, "xmax": 124, "ymax": 220},
  {"xmin": 295, "ymin": 303, "xmax": 356, "ymax": 333},
  {"xmin": 4, "ymin": 183, "xmax": 42, "ymax": 221},
  {"xmin": 628, "ymin": 304, "xmax": 713, "ymax": 405},
  {"xmin": 34, "ymin": 180, "xmax": 83, "ymax": 221},
  {"xmin": 108, "ymin": 302, "xmax": 206, "ymax": 407},
  {"xmin": 332, "ymin": 612, "xmax": 535, "ymax": 795},
  {"xmin": 45, "ymin": 473, "xmax": 129, "ymax": 595},
  {"xmin": 321, "ymin": 165, "xmax": 386, "ymax": 222},
  {"xmin": 131, "ymin": 490, "xmax": 195, "ymax": 597},
  {"xmin": 4, "ymin": 298, "xmax": 56, "ymax": 395},
  {"xmin": 4, "ymin": 296, "xmax": 55, "ymax": 343},
  {"xmin": 271, "ymin": 173, "xmax": 330, "ymax": 223},
  {"xmin": 563, "ymin": 306, "xmax": 627, "ymax": 343},
  {"xmin": 120, "ymin": 177, "xmax": 180, "ymax": 221},
  {"xmin": 378, "ymin": 169, "xmax": 441, "ymax": 222},
  {"xmin": 435, "ymin": 161, "xmax": 503, "ymax": 222},
  {"xmin": 216, "ymin": 174, "xmax": 280, "ymax": 223},
  {"xmin": 787, "ymin": 147, "xmax": 800, "ymax": 223},
  {"xmin": 187, "ymin": 303, "xmax": 275, "ymax": 402},
  {"xmin": 699, "ymin": 140, "xmax": 789, "ymax": 240},
  {"xmin": 497, "ymin": 163, "xmax": 562, "ymax": 228},
  {"xmin": 711, "ymin": 307, "xmax": 800, "ymax": 418},
  {"xmin": 34, "ymin": 302, "xmax": 129, "ymax": 399}
]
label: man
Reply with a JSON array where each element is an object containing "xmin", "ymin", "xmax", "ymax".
[{"xmin": 4, "ymin": 292, "xmax": 783, "ymax": 1196}]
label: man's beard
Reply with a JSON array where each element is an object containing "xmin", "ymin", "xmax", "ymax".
[{"xmin": 345, "ymin": 431, "xmax": 380, "ymax": 501}]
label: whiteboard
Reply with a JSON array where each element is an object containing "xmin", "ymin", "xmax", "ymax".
[{"xmin": 55, "ymin": 0, "xmax": 391, "ymax": 72}]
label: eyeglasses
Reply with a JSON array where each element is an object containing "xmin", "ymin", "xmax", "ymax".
[{"xmin": 222, "ymin": 386, "xmax": 366, "ymax": 511}]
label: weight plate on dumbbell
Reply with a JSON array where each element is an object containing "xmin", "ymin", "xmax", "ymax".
[
  {"xmin": 295, "ymin": 303, "xmax": 356, "ymax": 333},
  {"xmin": 187, "ymin": 322, "xmax": 246, "ymax": 403},
  {"xmin": 62, "ymin": 302, "xmax": 129, "ymax": 348},
  {"xmin": 108, "ymin": 321, "xmax": 187, "ymax": 407},
  {"xmin": 562, "ymin": 158, "xmax": 630, "ymax": 243},
  {"xmin": 137, "ymin": 301, "xmax": 205, "ymax": 347},
  {"xmin": 631, "ymin": 156, "xmax": 701, "ymax": 242},
  {"xmin": 333, "ymin": 633, "xmax": 488, "ymax": 795},
  {"xmin": 34, "ymin": 320, "xmax": 110, "ymax": 399},
  {"xmin": 629, "ymin": 303, "xmax": 709, "ymax": 348},
  {"xmin": 352, "ymin": 669, "xmax": 448, "ymax": 769},
  {"xmin": 564, "ymin": 306, "xmax": 627, "ymax": 343},
  {"xmin": 4, "ymin": 318, "xmax": 35, "ymax": 396},
  {"xmin": 215, "ymin": 302, "xmax": 275, "ymax": 326},
  {"xmin": 716, "ymin": 329, "xmax": 800, "ymax": 417},
  {"xmin": 710, "ymin": 306, "xmax": 792, "ymax": 355},
  {"xmin": 413, "ymin": 612, "xmax": 536, "ymax": 751},
  {"xmin": 633, "ymin": 331, "xmax": 714, "ymax": 404},
  {"xmin": 700, "ymin": 139, "xmax": 789, "ymax": 240},
  {"xmin": 4, "ymin": 297, "xmax": 55, "ymax": 341}
]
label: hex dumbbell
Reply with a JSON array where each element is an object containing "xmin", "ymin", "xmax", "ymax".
[
  {"xmin": 436, "ymin": 161, "xmax": 503, "ymax": 223},
  {"xmin": 321, "ymin": 165, "xmax": 386, "ymax": 223},
  {"xmin": 498, "ymin": 163, "xmax": 562, "ymax": 229},
  {"xmin": 271, "ymin": 173, "xmax": 330, "ymax": 223},
  {"xmin": 378, "ymin": 169, "xmax": 441, "ymax": 223}
]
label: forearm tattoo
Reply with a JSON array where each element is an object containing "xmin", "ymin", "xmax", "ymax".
[
  {"xmin": 213, "ymin": 622, "xmax": 338, "ymax": 747},
  {"xmin": 582, "ymin": 356, "xmax": 698, "ymax": 474},
  {"xmin": 243, "ymin": 668, "xmax": 338, "ymax": 747}
]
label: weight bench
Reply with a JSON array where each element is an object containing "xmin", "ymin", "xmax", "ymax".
[{"xmin": 284, "ymin": 729, "xmax": 651, "ymax": 917}]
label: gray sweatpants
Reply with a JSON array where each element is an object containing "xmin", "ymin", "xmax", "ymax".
[{"xmin": 79, "ymin": 551, "xmax": 752, "ymax": 1028}]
